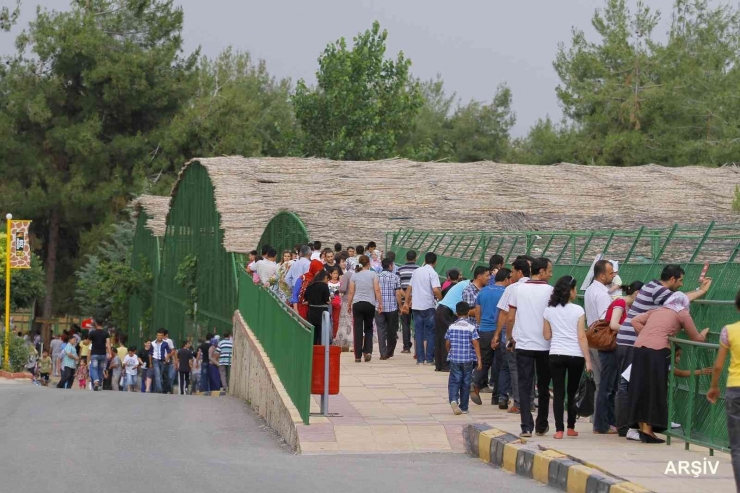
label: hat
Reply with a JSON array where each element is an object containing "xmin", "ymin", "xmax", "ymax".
[{"xmin": 609, "ymin": 260, "xmax": 619, "ymax": 272}]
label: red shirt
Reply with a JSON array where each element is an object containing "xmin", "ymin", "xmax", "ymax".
[{"xmin": 605, "ymin": 298, "xmax": 627, "ymax": 325}]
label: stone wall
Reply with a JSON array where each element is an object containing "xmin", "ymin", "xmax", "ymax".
[{"xmin": 231, "ymin": 311, "xmax": 304, "ymax": 450}]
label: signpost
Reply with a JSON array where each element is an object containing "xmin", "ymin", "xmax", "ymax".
[{"xmin": 4, "ymin": 214, "xmax": 32, "ymax": 370}]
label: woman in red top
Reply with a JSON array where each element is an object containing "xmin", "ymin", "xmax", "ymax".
[{"xmin": 606, "ymin": 281, "xmax": 645, "ymax": 331}]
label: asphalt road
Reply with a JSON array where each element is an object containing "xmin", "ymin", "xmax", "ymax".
[{"xmin": 0, "ymin": 383, "xmax": 546, "ymax": 493}]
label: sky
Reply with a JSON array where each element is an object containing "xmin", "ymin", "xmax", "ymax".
[{"xmin": 0, "ymin": 0, "xmax": 678, "ymax": 136}]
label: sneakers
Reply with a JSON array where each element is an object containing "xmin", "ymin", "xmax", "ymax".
[
  {"xmin": 535, "ymin": 425, "xmax": 550, "ymax": 436},
  {"xmin": 470, "ymin": 386, "xmax": 483, "ymax": 405},
  {"xmin": 519, "ymin": 431, "xmax": 532, "ymax": 438},
  {"xmin": 498, "ymin": 399, "xmax": 509, "ymax": 410},
  {"xmin": 450, "ymin": 401, "xmax": 462, "ymax": 415},
  {"xmin": 567, "ymin": 428, "xmax": 579, "ymax": 437},
  {"xmin": 480, "ymin": 387, "xmax": 493, "ymax": 394},
  {"xmin": 401, "ymin": 349, "xmax": 411, "ymax": 354},
  {"xmin": 671, "ymin": 422, "xmax": 682, "ymax": 429},
  {"xmin": 626, "ymin": 429, "xmax": 641, "ymax": 441},
  {"xmin": 507, "ymin": 406, "xmax": 520, "ymax": 414},
  {"xmin": 554, "ymin": 431, "xmax": 564, "ymax": 439}
]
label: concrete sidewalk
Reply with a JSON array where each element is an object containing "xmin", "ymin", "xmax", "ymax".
[{"xmin": 299, "ymin": 351, "xmax": 735, "ymax": 492}]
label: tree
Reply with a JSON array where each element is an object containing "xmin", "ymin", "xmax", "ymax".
[
  {"xmin": 75, "ymin": 217, "xmax": 149, "ymax": 327},
  {"xmin": 0, "ymin": 227, "xmax": 45, "ymax": 311},
  {"xmin": 0, "ymin": 0, "xmax": 197, "ymax": 318},
  {"xmin": 293, "ymin": 21, "xmax": 423, "ymax": 160},
  {"xmin": 399, "ymin": 75, "xmax": 456, "ymax": 162},
  {"xmin": 506, "ymin": 117, "xmax": 580, "ymax": 165}
]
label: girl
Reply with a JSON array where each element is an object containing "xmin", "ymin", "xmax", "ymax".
[
  {"xmin": 543, "ymin": 275, "xmax": 592, "ymax": 439},
  {"xmin": 327, "ymin": 267, "xmax": 342, "ymax": 338},
  {"xmin": 347, "ymin": 255, "xmax": 382, "ymax": 363},
  {"xmin": 246, "ymin": 250, "xmax": 261, "ymax": 284},
  {"xmin": 76, "ymin": 357, "xmax": 89, "ymax": 390}
]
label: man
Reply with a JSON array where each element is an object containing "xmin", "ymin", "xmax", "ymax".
[
  {"xmin": 473, "ymin": 268, "xmax": 511, "ymax": 407},
  {"xmin": 435, "ymin": 275, "xmax": 472, "ymax": 372},
  {"xmin": 509, "ymin": 257, "xmax": 554, "ymax": 438},
  {"xmin": 376, "ymin": 258, "xmax": 403, "ymax": 360},
  {"xmin": 285, "ymin": 245, "xmax": 312, "ymax": 289},
  {"xmin": 310, "ymin": 241, "xmax": 322, "ymax": 260},
  {"xmin": 441, "ymin": 269, "xmax": 462, "ymax": 298},
  {"xmin": 149, "ymin": 329, "xmax": 172, "ymax": 394},
  {"xmin": 255, "ymin": 248, "xmax": 278, "ymax": 287},
  {"xmin": 323, "ymin": 249, "xmax": 338, "ymax": 271},
  {"xmin": 584, "ymin": 260, "xmax": 616, "ymax": 434},
  {"xmin": 397, "ymin": 250, "xmax": 420, "ymax": 353},
  {"xmin": 346, "ymin": 246, "xmax": 355, "ymax": 259},
  {"xmin": 366, "ymin": 241, "xmax": 377, "ymax": 257},
  {"xmin": 385, "ymin": 251, "xmax": 399, "ymax": 276},
  {"xmin": 346, "ymin": 245, "xmax": 364, "ymax": 273},
  {"xmin": 403, "ymin": 252, "xmax": 443, "ymax": 365},
  {"xmin": 87, "ymin": 318, "xmax": 112, "ymax": 391},
  {"xmin": 334, "ymin": 243, "xmax": 342, "ymax": 254},
  {"xmin": 488, "ymin": 255, "xmax": 505, "ymax": 279},
  {"xmin": 492, "ymin": 258, "xmax": 531, "ymax": 413},
  {"xmin": 217, "ymin": 332, "xmax": 233, "ymax": 392},
  {"xmin": 162, "ymin": 329, "xmax": 176, "ymax": 393},
  {"xmin": 197, "ymin": 333, "xmax": 213, "ymax": 392},
  {"xmin": 615, "ymin": 264, "xmax": 712, "ymax": 439}
]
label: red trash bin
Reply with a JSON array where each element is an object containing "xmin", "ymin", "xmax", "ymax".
[{"xmin": 311, "ymin": 345, "xmax": 341, "ymax": 395}]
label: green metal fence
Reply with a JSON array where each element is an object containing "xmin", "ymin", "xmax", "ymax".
[
  {"xmin": 667, "ymin": 337, "xmax": 729, "ymax": 453},
  {"xmin": 128, "ymin": 210, "xmax": 161, "ymax": 347},
  {"xmin": 257, "ymin": 211, "xmax": 310, "ymax": 256},
  {"xmin": 238, "ymin": 269, "xmax": 314, "ymax": 424}
]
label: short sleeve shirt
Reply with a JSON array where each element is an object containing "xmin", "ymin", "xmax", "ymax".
[
  {"xmin": 409, "ymin": 264, "xmax": 441, "ymax": 310},
  {"xmin": 509, "ymin": 280, "xmax": 553, "ymax": 351},
  {"xmin": 445, "ymin": 319, "xmax": 480, "ymax": 363}
]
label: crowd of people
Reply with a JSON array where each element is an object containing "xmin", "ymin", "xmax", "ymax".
[{"xmin": 248, "ymin": 241, "xmax": 729, "ymax": 447}]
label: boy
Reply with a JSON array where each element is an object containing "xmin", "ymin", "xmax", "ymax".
[
  {"xmin": 190, "ymin": 348, "xmax": 201, "ymax": 395},
  {"xmin": 177, "ymin": 340, "xmax": 194, "ymax": 395},
  {"xmin": 123, "ymin": 346, "xmax": 140, "ymax": 392},
  {"xmin": 445, "ymin": 301, "xmax": 482, "ymax": 415},
  {"xmin": 38, "ymin": 350, "xmax": 52, "ymax": 386},
  {"xmin": 107, "ymin": 350, "xmax": 122, "ymax": 391}
]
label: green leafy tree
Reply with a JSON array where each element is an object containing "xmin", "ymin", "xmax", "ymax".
[
  {"xmin": 506, "ymin": 117, "xmax": 580, "ymax": 165},
  {"xmin": 0, "ymin": 0, "xmax": 197, "ymax": 319},
  {"xmin": 0, "ymin": 0, "xmax": 20, "ymax": 31},
  {"xmin": 399, "ymin": 75, "xmax": 456, "ymax": 162},
  {"xmin": 293, "ymin": 21, "xmax": 423, "ymax": 160},
  {"xmin": 75, "ymin": 217, "xmax": 149, "ymax": 327},
  {"xmin": 0, "ymin": 228, "xmax": 45, "ymax": 311}
]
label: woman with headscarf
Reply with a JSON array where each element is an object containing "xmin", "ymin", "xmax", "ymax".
[
  {"xmin": 628, "ymin": 292, "xmax": 709, "ymax": 443},
  {"xmin": 274, "ymin": 250, "xmax": 294, "ymax": 304},
  {"xmin": 336, "ymin": 255, "xmax": 354, "ymax": 351},
  {"xmin": 304, "ymin": 270, "xmax": 331, "ymax": 344},
  {"xmin": 294, "ymin": 260, "xmax": 325, "ymax": 320},
  {"xmin": 208, "ymin": 335, "xmax": 222, "ymax": 392}
]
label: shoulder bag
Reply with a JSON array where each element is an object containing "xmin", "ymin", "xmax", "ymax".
[{"xmin": 586, "ymin": 304, "xmax": 617, "ymax": 351}]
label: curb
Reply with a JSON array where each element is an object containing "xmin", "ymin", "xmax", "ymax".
[
  {"xmin": 0, "ymin": 370, "xmax": 32, "ymax": 379},
  {"xmin": 464, "ymin": 424, "xmax": 653, "ymax": 493}
]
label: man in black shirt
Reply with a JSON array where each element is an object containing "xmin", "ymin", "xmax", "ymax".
[
  {"xmin": 177, "ymin": 340, "xmax": 195, "ymax": 395},
  {"xmin": 197, "ymin": 334, "xmax": 213, "ymax": 392},
  {"xmin": 88, "ymin": 319, "xmax": 111, "ymax": 391}
]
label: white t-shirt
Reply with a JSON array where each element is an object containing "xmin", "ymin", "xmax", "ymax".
[
  {"xmin": 509, "ymin": 280, "xmax": 553, "ymax": 351},
  {"xmin": 310, "ymin": 251, "xmax": 321, "ymax": 260},
  {"xmin": 497, "ymin": 277, "xmax": 529, "ymax": 340},
  {"xmin": 123, "ymin": 354, "xmax": 139, "ymax": 376},
  {"xmin": 255, "ymin": 259, "xmax": 278, "ymax": 286},
  {"xmin": 544, "ymin": 303, "xmax": 586, "ymax": 357},
  {"xmin": 409, "ymin": 264, "xmax": 441, "ymax": 310}
]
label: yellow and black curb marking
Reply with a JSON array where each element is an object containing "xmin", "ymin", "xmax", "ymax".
[
  {"xmin": 193, "ymin": 391, "xmax": 227, "ymax": 397},
  {"xmin": 464, "ymin": 424, "xmax": 652, "ymax": 493}
]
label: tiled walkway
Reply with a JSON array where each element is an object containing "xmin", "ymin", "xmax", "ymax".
[{"xmin": 299, "ymin": 351, "xmax": 736, "ymax": 493}]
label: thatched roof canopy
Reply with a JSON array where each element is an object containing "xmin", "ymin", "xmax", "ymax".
[
  {"xmin": 131, "ymin": 195, "xmax": 170, "ymax": 238},
  {"xmin": 173, "ymin": 157, "xmax": 740, "ymax": 254}
]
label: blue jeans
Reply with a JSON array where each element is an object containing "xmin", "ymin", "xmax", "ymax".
[
  {"xmin": 449, "ymin": 361, "xmax": 476, "ymax": 411},
  {"xmin": 89, "ymin": 355, "xmax": 108, "ymax": 385},
  {"xmin": 496, "ymin": 348, "xmax": 512, "ymax": 403},
  {"xmin": 153, "ymin": 359, "xmax": 164, "ymax": 393},
  {"xmin": 413, "ymin": 308, "xmax": 436, "ymax": 363},
  {"xmin": 594, "ymin": 349, "xmax": 619, "ymax": 432},
  {"xmin": 200, "ymin": 362, "xmax": 210, "ymax": 392}
]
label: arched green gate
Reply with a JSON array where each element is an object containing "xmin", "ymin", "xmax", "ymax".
[
  {"xmin": 258, "ymin": 211, "xmax": 310, "ymax": 255},
  {"xmin": 128, "ymin": 210, "xmax": 161, "ymax": 347}
]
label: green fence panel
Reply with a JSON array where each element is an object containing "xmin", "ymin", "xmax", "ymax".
[
  {"xmin": 128, "ymin": 211, "xmax": 161, "ymax": 347},
  {"xmin": 238, "ymin": 270, "xmax": 314, "ymax": 424}
]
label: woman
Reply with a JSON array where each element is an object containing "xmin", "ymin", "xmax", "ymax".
[
  {"xmin": 336, "ymin": 256, "xmax": 354, "ymax": 351},
  {"xmin": 208, "ymin": 339, "xmax": 222, "ymax": 392},
  {"xmin": 294, "ymin": 260, "xmax": 325, "ymax": 320},
  {"xmin": 57, "ymin": 335, "xmax": 79, "ymax": 389},
  {"xmin": 304, "ymin": 270, "xmax": 331, "ymax": 345},
  {"xmin": 274, "ymin": 250, "xmax": 294, "ymax": 303},
  {"xmin": 543, "ymin": 275, "xmax": 592, "ymax": 439},
  {"xmin": 347, "ymin": 255, "xmax": 382, "ymax": 363},
  {"xmin": 629, "ymin": 292, "xmax": 709, "ymax": 443},
  {"xmin": 593, "ymin": 280, "xmax": 644, "ymax": 435}
]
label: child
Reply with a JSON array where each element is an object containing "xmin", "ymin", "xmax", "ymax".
[
  {"xmin": 38, "ymin": 350, "xmax": 52, "ymax": 387},
  {"xmin": 328, "ymin": 268, "xmax": 342, "ymax": 338},
  {"xmin": 247, "ymin": 250, "xmax": 261, "ymax": 284},
  {"xmin": 444, "ymin": 301, "xmax": 482, "ymax": 415},
  {"xmin": 123, "ymin": 346, "xmax": 139, "ymax": 392},
  {"xmin": 708, "ymin": 289, "xmax": 740, "ymax": 491},
  {"xmin": 76, "ymin": 357, "xmax": 89, "ymax": 389},
  {"xmin": 108, "ymin": 350, "xmax": 122, "ymax": 391},
  {"xmin": 25, "ymin": 344, "xmax": 38, "ymax": 383},
  {"xmin": 177, "ymin": 340, "xmax": 194, "ymax": 395},
  {"xmin": 190, "ymin": 350, "xmax": 201, "ymax": 395}
]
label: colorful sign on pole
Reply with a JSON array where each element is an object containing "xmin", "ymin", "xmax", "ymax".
[{"xmin": 9, "ymin": 220, "xmax": 31, "ymax": 269}]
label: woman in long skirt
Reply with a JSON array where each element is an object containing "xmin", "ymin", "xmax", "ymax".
[{"xmin": 628, "ymin": 292, "xmax": 708, "ymax": 443}]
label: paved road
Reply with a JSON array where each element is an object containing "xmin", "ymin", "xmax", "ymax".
[{"xmin": 0, "ymin": 384, "xmax": 545, "ymax": 493}]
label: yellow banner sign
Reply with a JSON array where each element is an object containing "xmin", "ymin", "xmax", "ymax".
[{"xmin": 9, "ymin": 220, "xmax": 31, "ymax": 269}]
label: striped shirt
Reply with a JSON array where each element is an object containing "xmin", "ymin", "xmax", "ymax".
[
  {"xmin": 397, "ymin": 262, "xmax": 420, "ymax": 289},
  {"xmin": 617, "ymin": 280, "xmax": 672, "ymax": 346},
  {"xmin": 217, "ymin": 338, "xmax": 233, "ymax": 366},
  {"xmin": 461, "ymin": 282, "xmax": 482, "ymax": 326}
]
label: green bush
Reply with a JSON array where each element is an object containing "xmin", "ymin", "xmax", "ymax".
[{"xmin": 0, "ymin": 332, "xmax": 31, "ymax": 372}]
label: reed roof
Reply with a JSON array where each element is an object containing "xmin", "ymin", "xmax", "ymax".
[{"xmin": 131, "ymin": 195, "xmax": 170, "ymax": 238}]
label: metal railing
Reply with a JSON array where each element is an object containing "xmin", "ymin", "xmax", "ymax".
[
  {"xmin": 237, "ymin": 271, "xmax": 314, "ymax": 424},
  {"xmin": 667, "ymin": 337, "xmax": 729, "ymax": 454}
]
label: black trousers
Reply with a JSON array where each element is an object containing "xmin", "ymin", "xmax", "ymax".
[
  {"xmin": 549, "ymin": 354, "xmax": 585, "ymax": 432},
  {"xmin": 516, "ymin": 349, "xmax": 551, "ymax": 434},
  {"xmin": 353, "ymin": 302, "xmax": 375, "ymax": 359},
  {"xmin": 179, "ymin": 371, "xmax": 191, "ymax": 394},
  {"xmin": 615, "ymin": 344, "xmax": 634, "ymax": 436},
  {"xmin": 400, "ymin": 296, "xmax": 413, "ymax": 350},
  {"xmin": 434, "ymin": 305, "xmax": 456, "ymax": 370},
  {"xmin": 57, "ymin": 366, "xmax": 76, "ymax": 389},
  {"xmin": 474, "ymin": 331, "xmax": 495, "ymax": 389}
]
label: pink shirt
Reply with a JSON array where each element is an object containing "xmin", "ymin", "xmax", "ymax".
[{"xmin": 632, "ymin": 307, "xmax": 702, "ymax": 350}]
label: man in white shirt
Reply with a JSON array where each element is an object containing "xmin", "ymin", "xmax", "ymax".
[
  {"xmin": 285, "ymin": 245, "xmax": 312, "ymax": 289},
  {"xmin": 255, "ymin": 248, "xmax": 278, "ymax": 287},
  {"xmin": 310, "ymin": 241, "xmax": 322, "ymax": 260},
  {"xmin": 584, "ymin": 260, "xmax": 617, "ymax": 434},
  {"xmin": 402, "ymin": 252, "xmax": 443, "ymax": 365},
  {"xmin": 508, "ymin": 257, "xmax": 553, "ymax": 438}
]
